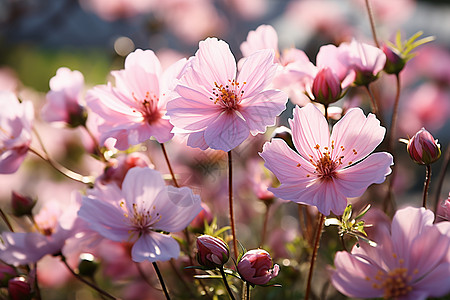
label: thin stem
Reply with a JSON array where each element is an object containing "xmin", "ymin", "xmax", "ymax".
[
  {"xmin": 160, "ymin": 143, "xmax": 179, "ymax": 188},
  {"xmin": 0, "ymin": 208, "xmax": 14, "ymax": 232},
  {"xmin": 219, "ymin": 267, "xmax": 236, "ymax": 300},
  {"xmin": 246, "ymin": 282, "xmax": 251, "ymax": 300},
  {"xmin": 340, "ymin": 235, "xmax": 348, "ymax": 252},
  {"xmin": 434, "ymin": 144, "xmax": 450, "ymax": 214},
  {"xmin": 228, "ymin": 150, "xmax": 238, "ymax": 261},
  {"xmin": 304, "ymin": 213, "xmax": 325, "ymax": 300},
  {"xmin": 260, "ymin": 203, "xmax": 271, "ymax": 247},
  {"xmin": 32, "ymin": 263, "xmax": 42, "ymax": 300},
  {"xmin": 60, "ymin": 255, "xmax": 117, "ymax": 300},
  {"xmin": 364, "ymin": 0, "xmax": 380, "ymax": 48},
  {"xmin": 82, "ymin": 125, "xmax": 105, "ymax": 162},
  {"xmin": 29, "ymin": 147, "xmax": 94, "ymax": 184},
  {"xmin": 153, "ymin": 262, "xmax": 171, "ymax": 300},
  {"xmin": 423, "ymin": 165, "xmax": 432, "ymax": 208},
  {"xmin": 388, "ymin": 74, "xmax": 402, "ymax": 153},
  {"xmin": 323, "ymin": 105, "xmax": 328, "ymax": 121},
  {"xmin": 364, "ymin": 85, "xmax": 378, "ymax": 114}
]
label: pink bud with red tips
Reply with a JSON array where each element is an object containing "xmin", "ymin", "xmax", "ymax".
[
  {"xmin": 312, "ymin": 67, "xmax": 342, "ymax": 105},
  {"xmin": 382, "ymin": 44, "xmax": 405, "ymax": 75},
  {"xmin": 237, "ymin": 249, "xmax": 279, "ymax": 285},
  {"xmin": 406, "ymin": 128, "xmax": 441, "ymax": 165},
  {"xmin": 8, "ymin": 277, "xmax": 32, "ymax": 300},
  {"xmin": 196, "ymin": 235, "xmax": 229, "ymax": 269},
  {"xmin": 11, "ymin": 191, "xmax": 36, "ymax": 217}
]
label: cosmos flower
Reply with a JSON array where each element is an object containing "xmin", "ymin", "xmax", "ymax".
[
  {"xmin": 167, "ymin": 37, "xmax": 287, "ymax": 152},
  {"xmin": 331, "ymin": 206, "xmax": 450, "ymax": 300},
  {"xmin": 78, "ymin": 167, "xmax": 202, "ymax": 262},
  {"xmin": 0, "ymin": 91, "xmax": 33, "ymax": 174},
  {"xmin": 260, "ymin": 103, "xmax": 393, "ymax": 216},
  {"xmin": 86, "ymin": 49, "xmax": 187, "ymax": 150}
]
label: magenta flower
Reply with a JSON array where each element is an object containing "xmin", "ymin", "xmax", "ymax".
[
  {"xmin": 78, "ymin": 167, "xmax": 203, "ymax": 262},
  {"xmin": 260, "ymin": 103, "xmax": 393, "ymax": 216},
  {"xmin": 237, "ymin": 249, "xmax": 279, "ymax": 285},
  {"xmin": 0, "ymin": 91, "xmax": 33, "ymax": 174},
  {"xmin": 331, "ymin": 207, "xmax": 450, "ymax": 300},
  {"xmin": 41, "ymin": 67, "xmax": 86, "ymax": 126},
  {"xmin": 167, "ymin": 37, "xmax": 287, "ymax": 152},
  {"xmin": 86, "ymin": 49, "xmax": 186, "ymax": 150},
  {"xmin": 338, "ymin": 39, "xmax": 386, "ymax": 86}
]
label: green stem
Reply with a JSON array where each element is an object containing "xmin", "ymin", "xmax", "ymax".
[
  {"xmin": 388, "ymin": 74, "xmax": 401, "ymax": 153},
  {"xmin": 220, "ymin": 267, "xmax": 236, "ymax": 300},
  {"xmin": 153, "ymin": 262, "xmax": 171, "ymax": 300},
  {"xmin": 60, "ymin": 255, "xmax": 117, "ymax": 300},
  {"xmin": 260, "ymin": 202, "xmax": 271, "ymax": 247},
  {"xmin": 423, "ymin": 165, "xmax": 432, "ymax": 208},
  {"xmin": 304, "ymin": 213, "xmax": 325, "ymax": 300},
  {"xmin": 365, "ymin": 0, "xmax": 380, "ymax": 48},
  {"xmin": 246, "ymin": 283, "xmax": 251, "ymax": 300},
  {"xmin": 228, "ymin": 150, "xmax": 238, "ymax": 261},
  {"xmin": 160, "ymin": 143, "xmax": 179, "ymax": 188},
  {"xmin": 33, "ymin": 263, "xmax": 42, "ymax": 300},
  {"xmin": 0, "ymin": 208, "xmax": 14, "ymax": 232},
  {"xmin": 365, "ymin": 85, "xmax": 378, "ymax": 114}
]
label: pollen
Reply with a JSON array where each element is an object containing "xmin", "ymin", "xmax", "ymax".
[
  {"xmin": 211, "ymin": 80, "xmax": 245, "ymax": 111},
  {"xmin": 132, "ymin": 91, "xmax": 162, "ymax": 125}
]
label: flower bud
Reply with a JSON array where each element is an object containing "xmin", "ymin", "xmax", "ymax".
[
  {"xmin": 406, "ymin": 128, "xmax": 441, "ymax": 165},
  {"xmin": 0, "ymin": 264, "xmax": 17, "ymax": 287},
  {"xmin": 190, "ymin": 203, "xmax": 213, "ymax": 232},
  {"xmin": 237, "ymin": 249, "xmax": 279, "ymax": 285},
  {"xmin": 8, "ymin": 277, "xmax": 32, "ymax": 300},
  {"xmin": 382, "ymin": 44, "xmax": 406, "ymax": 75},
  {"xmin": 312, "ymin": 68, "xmax": 342, "ymax": 105},
  {"xmin": 78, "ymin": 253, "xmax": 99, "ymax": 277},
  {"xmin": 196, "ymin": 235, "xmax": 229, "ymax": 269},
  {"xmin": 11, "ymin": 191, "xmax": 36, "ymax": 217}
]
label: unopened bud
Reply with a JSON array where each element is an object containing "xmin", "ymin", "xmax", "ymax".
[
  {"xmin": 312, "ymin": 68, "xmax": 342, "ymax": 105},
  {"xmin": 382, "ymin": 44, "xmax": 406, "ymax": 75},
  {"xmin": 237, "ymin": 249, "xmax": 279, "ymax": 285},
  {"xmin": 8, "ymin": 277, "xmax": 32, "ymax": 300},
  {"xmin": 196, "ymin": 235, "xmax": 229, "ymax": 269},
  {"xmin": 11, "ymin": 191, "xmax": 36, "ymax": 217},
  {"xmin": 406, "ymin": 128, "xmax": 441, "ymax": 165}
]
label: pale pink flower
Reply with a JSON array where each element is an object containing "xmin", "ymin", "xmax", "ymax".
[
  {"xmin": 87, "ymin": 49, "xmax": 186, "ymax": 150},
  {"xmin": 240, "ymin": 25, "xmax": 279, "ymax": 60},
  {"xmin": 260, "ymin": 103, "xmax": 393, "ymax": 216},
  {"xmin": 338, "ymin": 39, "xmax": 386, "ymax": 85},
  {"xmin": 41, "ymin": 67, "xmax": 85, "ymax": 125},
  {"xmin": 331, "ymin": 207, "xmax": 450, "ymax": 299},
  {"xmin": 0, "ymin": 195, "xmax": 83, "ymax": 265},
  {"xmin": 79, "ymin": 0, "xmax": 156, "ymax": 21},
  {"xmin": 0, "ymin": 92, "xmax": 33, "ymax": 174},
  {"xmin": 167, "ymin": 37, "xmax": 287, "ymax": 152},
  {"xmin": 78, "ymin": 167, "xmax": 202, "ymax": 262}
]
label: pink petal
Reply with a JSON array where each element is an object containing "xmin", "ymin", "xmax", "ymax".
[
  {"xmin": 240, "ymin": 89, "xmax": 287, "ymax": 135},
  {"xmin": 124, "ymin": 49, "xmax": 162, "ymax": 76},
  {"xmin": 334, "ymin": 152, "xmax": 393, "ymax": 198},
  {"xmin": 146, "ymin": 118, "xmax": 174, "ymax": 143},
  {"xmin": 290, "ymin": 104, "xmax": 330, "ymax": 161},
  {"xmin": 330, "ymin": 107, "xmax": 387, "ymax": 166},
  {"xmin": 237, "ymin": 49, "xmax": 277, "ymax": 98},
  {"xmin": 154, "ymin": 186, "xmax": 203, "ymax": 233},
  {"xmin": 316, "ymin": 44, "xmax": 349, "ymax": 81},
  {"xmin": 412, "ymin": 262, "xmax": 450, "ymax": 298},
  {"xmin": 186, "ymin": 131, "xmax": 209, "ymax": 150},
  {"xmin": 112, "ymin": 66, "xmax": 160, "ymax": 101},
  {"xmin": 131, "ymin": 233, "xmax": 180, "ymax": 262},
  {"xmin": 240, "ymin": 24, "xmax": 279, "ymax": 58},
  {"xmin": 203, "ymin": 112, "xmax": 249, "ymax": 151}
]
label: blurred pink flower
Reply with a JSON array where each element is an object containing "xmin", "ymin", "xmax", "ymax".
[
  {"xmin": 0, "ymin": 195, "xmax": 83, "ymax": 265},
  {"xmin": 167, "ymin": 37, "xmax": 287, "ymax": 152},
  {"xmin": 247, "ymin": 158, "xmax": 275, "ymax": 202},
  {"xmin": 436, "ymin": 193, "xmax": 450, "ymax": 222},
  {"xmin": 260, "ymin": 103, "xmax": 393, "ymax": 216},
  {"xmin": 237, "ymin": 249, "xmax": 279, "ymax": 285},
  {"xmin": 226, "ymin": 0, "xmax": 267, "ymax": 20},
  {"xmin": 331, "ymin": 206, "xmax": 450, "ymax": 299},
  {"xmin": 87, "ymin": 49, "xmax": 186, "ymax": 150},
  {"xmin": 0, "ymin": 67, "xmax": 20, "ymax": 93},
  {"xmin": 78, "ymin": 167, "xmax": 202, "ymax": 262},
  {"xmin": 240, "ymin": 25, "xmax": 279, "ymax": 60},
  {"xmin": 41, "ymin": 67, "xmax": 85, "ymax": 125},
  {"xmin": 0, "ymin": 91, "xmax": 33, "ymax": 174},
  {"xmin": 338, "ymin": 39, "xmax": 386, "ymax": 86},
  {"xmin": 352, "ymin": 0, "xmax": 416, "ymax": 26},
  {"xmin": 79, "ymin": 0, "xmax": 156, "ymax": 21}
]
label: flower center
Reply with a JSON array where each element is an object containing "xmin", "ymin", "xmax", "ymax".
[
  {"xmin": 132, "ymin": 92, "xmax": 162, "ymax": 125},
  {"xmin": 121, "ymin": 201, "xmax": 161, "ymax": 239},
  {"xmin": 305, "ymin": 142, "xmax": 344, "ymax": 180},
  {"xmin": 210, "ymin": 80, "xmax": 246, "ymax": 111}
]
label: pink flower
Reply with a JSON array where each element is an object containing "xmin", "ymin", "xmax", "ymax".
[
  {"xmin": 41, "ymin": 67, "xmax": 86, "ymax": 125},
  {"xmin": 79, "ymin": 0, "xmax": 155, "ymax": 21},
  {"xmin": 167, "ymin": 37, "xmax": 287, "ymax": 152},
  {"xmin": 0, "ymin": 195, "xmax": 83, "ymax": 265},
  {"xmin": 237, "ymin": 249, "xmax": 279, "ymax": 285},
  {"xmin": 78, "ymin": 167, "xmax": 202, "ymax": 262},
  {"xmin": 86, "ymin": 49, "xmax": 186, "ymax": 150},
  {"xmin": 0, "ymin": 91, "xmax": 33, "ymax": 174},
  {"xmin": 338, "ymin": 39, "xmax": 386, "ymax": 86},
  {"xmin": 331, "ymin": 207, "xmax": 450, "ymax": 299},
  {"xmin": 240, "ymin": 25, "xmax": 279, "ymax": 60},
  {"xmin": 196, "ymin": 235, "xmax": 229, "ymax": 269},
  {"xmin": 406, "ymin": 127, "xmax": 441, "ymax": 165},
  {"xmin": 260, "ymin": 103, "xmax": 393, "ymax": 216}
]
